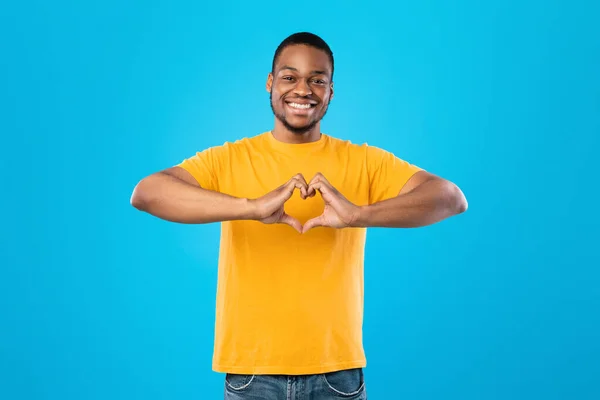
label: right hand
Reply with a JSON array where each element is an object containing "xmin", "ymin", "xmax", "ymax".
[{"xmin": 250, "ymin": 174, "xmax": 313, "ymax": 233}]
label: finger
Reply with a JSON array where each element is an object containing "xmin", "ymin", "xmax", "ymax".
[
  {"xmin": 302, "ymin": 214, "xmax": 326, "ymax": 233},
  {"xmin": 283, "ymin": 178, "xmax": 308, "ymax": 200},
  {"xmin": 308, "ymin": 172, "xmax": 332, "ymax": 186},
  {"xmin": 308, "ymin": 181, "xmax": 331, "ymax": 196},
  {"xmin": 292, "ymin": 179, "xmax": 308, "ymax": 199},
  {"xmin": 308, "ymin": 174, "xmax": 334, "ymax": 195},
  {"xmin": 293, "ymin": 174, "xmax": 309, "ymax": 199},
  {"xmin": 306, "ymin": 178, "xmax": 318, "ymax": 197},
  {"xmin": 298, "ymin": 182, "xmax": 308, "ymax": 199},
  {"xmin": 279, "ymin": 213, "xmax": 302, "ymax": 233},
  {"xmin": 307, "ymin": 173, "xmax": 329, "ymax": 197},
  {"xmin": 291, "ymin": 174, "xmax": 309, "ymax": 196}
]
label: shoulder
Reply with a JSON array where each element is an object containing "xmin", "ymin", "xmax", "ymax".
[
  {"xmin": 324, "ymin": 133, "xmax": 368, "ymax": 152},
  {"xmin": 324, "ymin": 133, "xmax": 391, "ymax": 158},
  {"xmin": 202, "ymin": 132, "xmax": 267, "ymax": 153},
  {"xmin": 228, "ymin": 132, "xmax": 270, "ymax": 149},
  {"xmin": 324, "ymin": 134, "xmax": 418, "ymax": 171}
]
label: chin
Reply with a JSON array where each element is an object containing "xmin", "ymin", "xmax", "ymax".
[
  {"xmin": 274, "ymin": 113, "xmax": 317, "ymax": 134},
  {"xmin": 290, "ymin": 128, "xmax": 312, "ymax": 135},
  {"xmin": 285, "ymin": 120, "xmax": 317, "ymax": 135}
]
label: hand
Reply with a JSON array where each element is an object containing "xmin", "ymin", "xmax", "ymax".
[
  {"xmin": 250, "ymin": 173, "xmax": 311, "ymax": 233},
  {"xmin": 302, "ymin": 173, "xmax": 361, "ymax": 234}
]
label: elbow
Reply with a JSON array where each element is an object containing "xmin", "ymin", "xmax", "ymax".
[
  {"xmin": 456, "ymin": 195, "xmax": 468, "ymax": 214},
  {"xmin": 130, "ymin": 178, "xmax": 151, "ymax": 210},
  {"xmin": 451, "ymin": 183, "xmax": 468, "ymax": 214},
  {"xmin": 439, "ymin": 180, "xmax": 467, "ymax": 215}
]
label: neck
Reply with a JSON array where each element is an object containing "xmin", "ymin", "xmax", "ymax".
[{"xmin": 271, "ymin": 119, "xmax": 321, "ymax": 144}]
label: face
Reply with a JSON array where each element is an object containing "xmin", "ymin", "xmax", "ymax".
[{"xmin": 267, "ymin": 44, "xmax": 334, "ymax": 135}]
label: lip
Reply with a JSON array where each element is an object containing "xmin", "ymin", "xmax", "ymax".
[
  {"xmin": 285, "ymin": 101, "xmax": 316, "ymax": 115},
  {"xmin": 284, "ymin": 99, "xmax": 318, "ymax": 116}
]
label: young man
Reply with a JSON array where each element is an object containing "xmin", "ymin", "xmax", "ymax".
[{"xmin": 131, "ymin": 32, "xmax": 467, "ymax": 400}]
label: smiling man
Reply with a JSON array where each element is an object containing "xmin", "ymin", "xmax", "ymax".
[
  {"xmin": 131, "ymin": 32, "xmax": 467, "ymax": 400},
  {"xmin": 269, "ymin": 43, "xmax": 332, "ymax": 139}
]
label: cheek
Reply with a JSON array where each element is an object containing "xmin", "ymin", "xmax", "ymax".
[
  {"xmin": 318, "ymin": 88, "xmax": 332, "ymax": 100},
  {"xmin": 271, "ymin": 88, "xmax": 284, "ymax": 101},
  {"xmin": 317, "ymin": 94, "xmax": 331, "ymax": 107}
]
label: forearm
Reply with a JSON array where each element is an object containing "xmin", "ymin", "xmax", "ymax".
[
  {"xmin": 355, "ymin": 179, "xmax": 467, "ymax": 228},
  {"xmin": 131, "ymin": 172, "xmax": 254, "ymax": 224}
]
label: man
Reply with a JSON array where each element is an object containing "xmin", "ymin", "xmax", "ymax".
[{"xmin": 131, "ymin": 32, "xmax": 467, "ymax": 400}]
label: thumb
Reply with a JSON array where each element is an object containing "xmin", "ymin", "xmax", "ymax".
[
  {"xmin": 279, "ymin": 213, "xmax": 302, "ymax": 233},
  {"xmin": 302, "ymin": 214, "xmax": 326, "ymax": 234}
]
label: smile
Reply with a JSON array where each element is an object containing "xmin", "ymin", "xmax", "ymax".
[
  {"xmin": 287, "ymin": 102, "xmax": 314, "ymax": 109},
  {"xmin": 285, "ymin": 101, "xmax": 317, "ymax": 116}
]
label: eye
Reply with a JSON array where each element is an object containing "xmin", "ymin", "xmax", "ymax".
[
  {"xmin": 312, "ymin": 79, "xmax": 326, "ymax": 84},
  {"xmin": 282, "ymin": 76, "xmax": 295, "ymax": 81}
]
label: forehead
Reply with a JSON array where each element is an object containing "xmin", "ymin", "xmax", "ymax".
[{"xmin": 275, "ymin": 44, "xmax": 332, "ymax": 75}]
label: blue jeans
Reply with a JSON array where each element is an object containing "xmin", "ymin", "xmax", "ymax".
[{"xmin": 224, "ymin": 367, "xmax": 367, "ymax": 399}]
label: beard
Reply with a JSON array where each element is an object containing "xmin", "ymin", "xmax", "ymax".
[{"xmin": 270, "ymin": 92, "xmax": 329, "ymax": 135}]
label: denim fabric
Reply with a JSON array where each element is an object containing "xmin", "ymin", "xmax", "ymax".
[{"xmin": 224, "ymin": 367, "xmax": 367, "ymax": 399}]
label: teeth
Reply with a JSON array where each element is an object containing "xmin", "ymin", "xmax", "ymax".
[{"xmin": 289, "ymin": 102, "xmax": 312, "ymax": 109}]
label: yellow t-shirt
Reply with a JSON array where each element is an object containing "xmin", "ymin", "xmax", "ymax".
[{"xmin": 178, "ymin": 131, "xmax": 422, "ymax": 375}]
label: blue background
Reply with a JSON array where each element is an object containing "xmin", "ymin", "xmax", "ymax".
[{"xmin": 1, "ymin": 0, "xmax": 599, "ymax": 399}]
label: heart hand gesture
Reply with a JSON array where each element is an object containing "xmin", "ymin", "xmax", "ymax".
[
  {"xmin": 302, "ymin": 173, "xmax": 361, "ymax": 233},
  {"xmin": 250, "ymin": 174, "xmax": 310, "ymax": 233},
  {"xmin": 250, "ymin": 173, "xmax": 360, "ymax": 234}
]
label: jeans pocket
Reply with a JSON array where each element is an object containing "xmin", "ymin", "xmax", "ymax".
[
  {"xmin": 321, "ymin": 368, "xmax": 365, "ymax": 397},
  {"xmin": 225, "ymin": 373, "xmax": 256, "ymax": 392}
]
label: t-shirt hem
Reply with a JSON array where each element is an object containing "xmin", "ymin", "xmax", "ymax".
[{"xmin": 212, "ymin": 359, "xmax": 367, "ymax": 375}]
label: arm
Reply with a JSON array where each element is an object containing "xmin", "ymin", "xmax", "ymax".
[
  {"xmin": 131, "ymin": 167, "xmax": 310, "ymax": 231},
  {"xmin": 130, "ymin": 167, "xmax": 253, "ymax": 224},
  {"xmin": 354, "ymin": 171, "xmax": 468, "ymax": 228}
]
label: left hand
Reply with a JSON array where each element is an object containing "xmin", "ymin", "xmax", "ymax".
[{"xmin": 302, "ymin": 173, "xmax": 361, "ymax": 233}]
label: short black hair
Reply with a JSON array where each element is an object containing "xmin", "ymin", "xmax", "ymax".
[{"xmin": 272, "ymin": 32, "xmax": 334, "ymax": 79}]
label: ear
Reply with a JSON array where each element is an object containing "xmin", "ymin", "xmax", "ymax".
[
  {"xmin": 329, "ymin": 82, "xmax": 334, "ymax": 101},
  {"xmin": 266, "ymin": 73, "xmax": 273, "ymax": 93}
]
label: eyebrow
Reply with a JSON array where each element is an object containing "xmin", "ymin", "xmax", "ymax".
[{"xmin": 279, "ymin": 65, "xmax": 328, "ymax": 75}]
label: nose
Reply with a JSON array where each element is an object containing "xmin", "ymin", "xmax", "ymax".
[{"xmin": 293, "ymin": 79, "xmax": 312, "ymax": 96}]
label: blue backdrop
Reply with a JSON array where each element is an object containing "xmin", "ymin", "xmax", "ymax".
[{"xmin": 1, "ymin": 1, "xmax": 599, "ymax": 399}]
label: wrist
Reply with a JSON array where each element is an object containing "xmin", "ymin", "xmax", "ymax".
[
  {"xmin": 239, "ymin": 197, "xmax": 258, "ymax": 220},
  {"xmin": 351, "ymin": 205, "xmax": 371, "ymax": 228}
]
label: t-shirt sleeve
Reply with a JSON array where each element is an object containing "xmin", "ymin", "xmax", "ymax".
[
  {"xmin": 176, "ymin": 144, "xmax": 229, "ymax": 192},
  {"xmin": 367, "ymin": 145, "xmax": 423, "ymax": 204}
]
